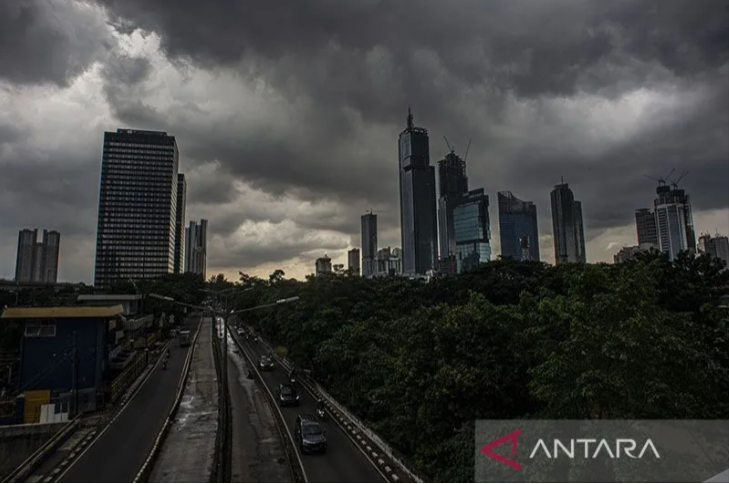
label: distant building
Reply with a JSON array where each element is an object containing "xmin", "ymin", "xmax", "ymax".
[
  {"xmin": 698, "ymin": 233, "xmax": 729, "ymax": 268},
  {"xmin": 315, "ymin": 255, "xmax": 332, "ymax": 276},
  {"xmin": 614, "ymin": 243, "xmax": 658, "ymax": 264},
  {"xmin": 437, "ymin": 149, "xmax": 469, "ymax": 259},
  {"xmin": 15, "ymin": 229, "xmax": 61, "ymax": 284},
  {"xmin": 375, "ymin": 247, "xmax": 403, "ymax": 276},
  {"xmin": 174, "ymin": 174, "xmax": 187, "ymax": 274},
  {"xmin": 654, "ymin": 182, "xmax": 696, "ymax": 260},
  {"xmin": 453, "ymin": 188, "xmax": 491, "ymax": 273},
  {"xmin": 361, "ymin": 213, "xmax": 377, "ymax": 278},
  {"xmin": 550, "ymin": 182, "xmax": 586, "ymax": 264},
  {"xmin": 498, "ymin": 191, "xmax": 540, "ymax": 261},
  {"xmin": 347, "ymin": 248, "xmax": 361, "ymax": 276},
  {"xmin": 94, "ymin": 129, "xmax": 180, "ymax": 287},
  {"xmin": 635, "ymin": 208, "xmax": 659, "ymax": 246},
  {"xmin": 398, "ymin": 109, "xmax": 438, "ymax": 275},
  {"xmin": 436, "ymin": 255, "xmax": 457, "ymax": 276},
  {"xmin": 185, "ymin": 219, "xmax": 208, "ymax": 278}
]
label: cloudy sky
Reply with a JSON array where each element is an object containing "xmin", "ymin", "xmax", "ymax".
[{"xmin": 1, "ymin": 0, "xmax": 727, "ymax": 283}]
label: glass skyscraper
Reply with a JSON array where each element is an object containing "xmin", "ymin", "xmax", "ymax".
[
  {"xmin": 497, "ymin": 191, "xmax": 540, "ymax": 261},
  {"xmin": 550, "ymin": 182, "xmax": 586, "ymax": 264},
  {"xmin": 453, "ymin": 188, "xmax": 491, "ymax": 273},
  {"xmin": 654, "ymin": 183, "xmax": 695, "ymax": 260},
  {"xmin": 94, "ymin": 129, "xmax": 180, "ymax": 287},
  {"xmin": 398, "ymin": 109, "xmax": 438, "ymax": 275},
  {"xmin": 361, "ymin": 212, "xmax": 377, "ymax": 277}
]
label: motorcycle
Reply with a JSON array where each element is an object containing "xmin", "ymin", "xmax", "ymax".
[
  {"xmin": 162, "ymin": 359, "xmax": 168, "ymax": 370},
  {"xmin": 316, "ymin": 407, "xmax": 328, "ymax": 421}
]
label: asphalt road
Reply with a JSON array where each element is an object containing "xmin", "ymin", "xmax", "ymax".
[
  {"xmin": 230, "ymin": 330, "xmax": 385, "ymax": 484},
  {"xmin": 57, "ymin": 317, "xmax": 200, "ymax": 483}
]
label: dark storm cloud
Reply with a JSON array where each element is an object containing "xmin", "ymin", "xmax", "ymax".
[{"xmin": 0, "ymin": 0, "xmax": 113, "ymax": 87}]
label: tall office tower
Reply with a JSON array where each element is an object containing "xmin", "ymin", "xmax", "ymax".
[
  {"xmin": 185, "ymin": 219, "xmax": 208, "ymax": 278},
  {"xmin": 361, "ymin": 212, "xmax": 377, "ymax": 278},
  {"xmin": 550, "ymin": 182, "xmax": 587, "ymax": 264},
  {"xmin": 698, "ymin": 233, "xmax": 729, "ymax": 268},
  {"xmin": 42, "ymin": 230, "xmax": 61, "ymax": 283},
  {"xmin": 315, "ymin": 255, "xmax": 332, "ymax": 276},
  {"xmin": 437, "ymin": 149, "xmax": 469, "ymax": 259},
  {"xmin": 347, "ymin": 248, "xmax": 361, "ymax": 276},
  {"xmin": 15, "ymin": 229, "xmax": 61, "ymax": 283},
  {"xmin": 654, "ymin": 182, "xmax": 696, "ymax": 261},
  {"xmin": 453, "ymin": 188, "xmax": 491, "ymax": 273},
  {"xmin": 94, "ymin": 129, "xmax": 179, "ymax": 287},
  {"xmin": 498, "ymin": 191, "xmax": 540, "ymax": 261},
  {"xmin": 174, "ymin": 173, "xmax": 187, "ymax": 274},
  {"xmin": 398, "ymin": 109, "xmax": 438, "ymax": 275},
  {"xmin": 635, "ymin": 208, "xmax": 658, "ymax": 246}
]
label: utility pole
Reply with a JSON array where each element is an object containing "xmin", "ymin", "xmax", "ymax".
[{"xmin": 71, "ymin": 331, "xmax": 78, "ymax": 417}]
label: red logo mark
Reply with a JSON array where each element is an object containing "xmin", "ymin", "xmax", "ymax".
[{"xmin": 480, "ymin": 429, "xmax": 523, "ymax": 471}]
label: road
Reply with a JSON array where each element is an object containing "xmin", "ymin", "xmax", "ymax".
[
  {"xmin": 230, "ymin": 329, "xmax": 385, "ymax": 484},
  {"xmin": 57, "ymin": 317, "xmax": 200, "ymax": 483}
]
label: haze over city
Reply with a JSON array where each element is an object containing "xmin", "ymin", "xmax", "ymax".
[{"xmin": 1, "ymin": 0, "xmax": 727, "ymax": 282}]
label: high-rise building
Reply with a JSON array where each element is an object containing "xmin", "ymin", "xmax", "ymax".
[
  {"xmin": 550, "ymin": 182, "xmax": 586, "ymax": 264},
  {"xmin": 361, "ymin": 212, "xmax": 377, "ymax": 278},
  {"xmin": 398, "ymin": 109, "xmax": 438, "ymax": 275},
  {"xmin": 94, "ymin": 129, "xmax": 179, "ymax": 287},
  {"xmin": 498, "ymin": 191, "xmax": 540, "ymax": 261},
  {"xmin": 347, "ymin": 248, "xmax": 361, "ymax": 276},
  {"xmin": 185, "ymin": 219, "xmax": 208, "ymax": 278},
  {"xmin": 635, "ymin": 208, "xmax": 658, "ymax": 247},
  {"xmin": 453, "ymin": 188, "xmax": 491, "ymax": 273},
  {"xmin": 654, "ymin": 182, "xmax": 696, "ymax": 261},
  {"xmin": 174, "ymin": 174, "xmax": 187, "ymax": 274},
  {"xmin": 15, "ymin": 229, "xmax": 61, "ymax": 283},
  {"xmin": 315, "ymin": 255, "xmax": 332, "ymax": 276},
  {"xmin": 698, "ymin": 233, "xmax": 729, "ymax": 268},
  {"xmin": 437, "ymin": 150, "xmax": 469, "ymax": 259}
]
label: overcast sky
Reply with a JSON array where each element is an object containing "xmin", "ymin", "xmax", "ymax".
[{"xmin": 1, "ymin": 0, "xmax": 727, "ymax": 283}]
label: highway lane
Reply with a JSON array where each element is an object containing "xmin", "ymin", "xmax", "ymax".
[
  {"xmin": 58, "ymin": 317, "xmax": 200, "ymax": 483},
  {"xmin": 230, "ymin": 329, "xmax": 385, "ymax": 484}
]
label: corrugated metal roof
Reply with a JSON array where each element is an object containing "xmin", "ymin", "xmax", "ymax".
[
  {"xmin": 0, "ymin": 305, "xmax": 125, "ymax": 319},
  {"xmin": 78, "ymin": 294, "xmax": 142, "ymax": 301}
]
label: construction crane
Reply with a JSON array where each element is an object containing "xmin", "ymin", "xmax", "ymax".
[
  {"xmin": 443, "ymin": 136, "xmax": 455, "ymax": 154},
  {"xmin": 463, "ymin": 138, "xmax": 472, "ymax": 162},
  {"xmin": 669, "ymin": 170, "xmax": 689, "ymax": 189}
]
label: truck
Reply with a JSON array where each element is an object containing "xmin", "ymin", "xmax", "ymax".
[{"xmin": 179, "ymin": 330, "xmax": 192, "ymax": 347}]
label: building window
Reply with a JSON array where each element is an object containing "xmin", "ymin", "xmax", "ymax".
[{"xmin": 24, "ymin": 320, "xmax": 57, "ymax": 337}]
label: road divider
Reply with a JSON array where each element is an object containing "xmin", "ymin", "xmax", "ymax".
[
  {"xmin": 228, "ymin": 325, "xmax": 307, "ymax": 483},
  {"xmin": 211, "ymin": 317, "xmax": 232, "ymax": 482},
  {"xmin": 133, "ymin": 317, "xmax": 203, "ymax": 483}
]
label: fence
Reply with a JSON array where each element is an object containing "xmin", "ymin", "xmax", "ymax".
[{"xmin": 110, "ymin": 352, "xmax": 147, "ymax": 403}]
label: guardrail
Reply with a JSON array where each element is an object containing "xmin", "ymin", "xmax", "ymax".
[
  {"xmin": 211, "ymin": 318, "xmax": 231, "ymax": 482},
  {"xmin": 228, "ymin": 325, "xmax": 307, "ymax": 483},
  {"xmin": 252, "ymin": 331, "xmax": 426, "ymax": 483},
  {"xmin": 4, "ymin": 417, "xmax": 80, "ymax": 483},
  {"xmin": 133, "ymin": 317, "xmax": 203, "ymax": 483}
]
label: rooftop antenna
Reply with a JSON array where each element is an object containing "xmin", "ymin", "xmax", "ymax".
[
  {"xmin": 443, "ymin": 136, "xmax": 455, "ymax": 154},
  {"xmin": 407, "ymin": 107, "xmax": 413, "ymax": 129},
  {"xmin": 463, "ymin": 138, "xmax": 472, "ymax": 162}
]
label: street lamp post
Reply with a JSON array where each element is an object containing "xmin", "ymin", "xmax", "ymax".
[{"xmin": 148, "ymin": 291, "xmax": 299, "ymax": 406}]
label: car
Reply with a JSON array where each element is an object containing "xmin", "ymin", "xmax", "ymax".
[
  {"xmin": 277, "ymin": 383, "xmax": 300, "ymax": 407},
  {"xmin": 294, "ymin": 414, "xmax": 327, "ymax": 454},
  {"xmin": 258, "ymin": 355, "xmax": 274, "ymax": 371}
]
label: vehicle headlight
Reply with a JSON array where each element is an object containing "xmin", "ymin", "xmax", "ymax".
[{"xmin": 296, "ymin": 395, "xmax": 300, "ymax": 400}]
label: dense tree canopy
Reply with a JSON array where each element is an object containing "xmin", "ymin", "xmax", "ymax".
[{"xmin": 233, "ymin": 254, "xmax": 729, "ymax": 482}]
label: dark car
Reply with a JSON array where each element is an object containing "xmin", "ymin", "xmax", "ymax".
[
  {"xmin": 277, "ymin": 383, "xmax": 300, "ymax": 407},
  {"xmin": 258, "ymin": 355, "xmax": 274, "ymax": 371},
  {"xmin": 295, "ymin": 414, "xmax": 327, "ymax": 454}
]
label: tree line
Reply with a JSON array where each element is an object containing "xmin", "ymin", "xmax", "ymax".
[{"xmin": 231, "ymin": 253, "xmax": 729, "ymax": 482}]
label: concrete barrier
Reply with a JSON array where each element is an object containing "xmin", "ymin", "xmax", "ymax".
[{"xmin": 1, "ymin": 420, "xmax": 77, "ymax": 482}]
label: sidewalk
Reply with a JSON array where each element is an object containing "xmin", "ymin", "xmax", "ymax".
[{"xmin": 149, "ymin": 317, "xmax": 218, "ymax": 482}]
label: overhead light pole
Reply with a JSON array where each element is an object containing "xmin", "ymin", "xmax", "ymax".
[{"xmin": 148, "ymin": 291, "xmax": 299, "ymax": 400}]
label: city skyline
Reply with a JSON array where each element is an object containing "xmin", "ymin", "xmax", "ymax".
[{"xmin": 1, "ymin": 0, "xmax": 727, "ymax": 282}]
